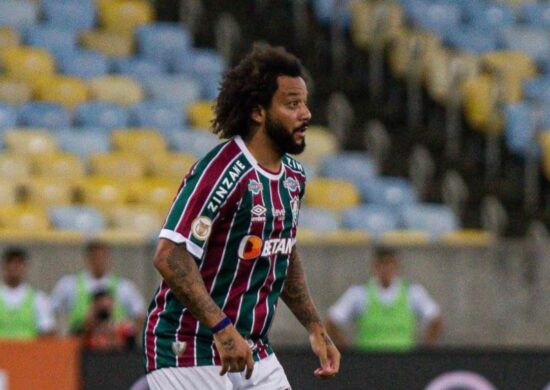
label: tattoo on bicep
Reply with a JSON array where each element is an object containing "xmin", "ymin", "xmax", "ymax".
[{"xmin": 281, "ymin": 250, "xmax": 321, "ymax": 327}]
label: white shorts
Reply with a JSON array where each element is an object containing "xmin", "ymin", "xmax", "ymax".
[{"xmin": 146, "ymin": 354, "xmax": 291, "ymax": 390}]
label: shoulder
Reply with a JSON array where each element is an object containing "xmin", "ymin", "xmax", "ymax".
[
  {"xmin": 283, "ymin": 155, "xmax": 306, "ymax": 178},
  {"xmin": 192, "ymin": 139, "xmax": 249, "ymax": 175},
  {"xmin": 53, "ymin": 274, "xmax": 77, "ymax": 289}
]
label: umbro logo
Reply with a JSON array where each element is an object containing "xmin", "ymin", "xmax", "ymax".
[{"xmin": 252, "ymin": 205, "xmax": 266, "ymax": 217}]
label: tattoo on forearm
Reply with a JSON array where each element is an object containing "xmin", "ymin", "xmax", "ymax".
[
  {"xmin": 165, "ymin": 245, "xmax": 222, "ymax": 323},
  {"xmin": 281, "ymin": 249, "xmax": 322, "ymax": 328}
]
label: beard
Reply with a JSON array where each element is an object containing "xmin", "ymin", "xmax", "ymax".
[{"xmin": 265, "ymin": 114, "xmax": 307, "ymax": 155}]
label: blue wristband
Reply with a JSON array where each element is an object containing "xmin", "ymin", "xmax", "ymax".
[{"xmin": 211, "ymin": 317, "xmax": 232, "ymax": 334}]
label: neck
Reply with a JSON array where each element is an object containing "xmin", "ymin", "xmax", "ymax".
[{"xmin": 244, "ymin": 129, "xmax": 282, "ymax": 172}]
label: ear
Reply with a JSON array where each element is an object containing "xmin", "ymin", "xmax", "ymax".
[{"xmin": 250, "ymin": 105, "xmax": 266, "ymax": 125}]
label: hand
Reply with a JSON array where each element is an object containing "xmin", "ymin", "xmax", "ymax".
[
  {"xmin": 309, "ymin": 329, "xmax": 341, "ymax": 379},
  {"xmin": 213, "ymin": 325, "xmax": 254, "ymax": 379}
]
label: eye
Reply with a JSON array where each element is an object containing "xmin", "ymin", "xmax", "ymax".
[{"xmin": 287, "ymin": 101, "xmax": 299, "ymax": 108}]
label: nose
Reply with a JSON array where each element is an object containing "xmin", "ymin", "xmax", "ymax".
[{"xmin": 300, "ymin": 104, "xmax": 312, "ymax": 122}]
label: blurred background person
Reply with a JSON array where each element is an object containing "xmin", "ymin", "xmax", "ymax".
[
  {"xmin": 0, "ymin": 247, "xmax": 56, "ymax": 339},
  {"xmin": 325, "ymin": 246, "xmax": 442, "ymax": 352},
  {"xmin": 51, "ymin": 240, "xmax": 146, "ymax": 336}
]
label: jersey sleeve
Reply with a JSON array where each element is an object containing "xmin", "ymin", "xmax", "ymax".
[
  {"xmin": 35, "ymin": 291, "xmax": 56, "ymax": 334},
  {"xmin": 409, "ymin": 284, "xmax": 441, "ymax": 325},
  {"xmin": 327, "ymin": 285, "xmax": 367, "ymax": 326}
]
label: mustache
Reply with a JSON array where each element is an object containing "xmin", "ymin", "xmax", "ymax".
[{"xmin": 293, "ymin": 121, "xmax": 310, "ymax": 133}]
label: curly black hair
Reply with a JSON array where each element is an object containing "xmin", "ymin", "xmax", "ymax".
[{"xmin": 212, "ymin": 44, "xmax": 305, "ymax": 140}]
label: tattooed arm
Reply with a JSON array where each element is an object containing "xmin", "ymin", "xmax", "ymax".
[
  {"xmin": 153, "ymin": 238, "xmax": 253, "ymax": 378},
  {"xmin": 280, "ymin": 247, "xmax": 341, "ymax": 379}
]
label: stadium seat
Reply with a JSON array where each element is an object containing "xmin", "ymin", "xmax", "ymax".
[
  {"xmin": 23, "ymin": 25, "xmax": 77, "ymax": 55},
  {"xmin": 187, "ymin": 101, "xmax": 215, "ymax": 129},
  {"xmin": 98, "ymin": 0, "xmax": 154, "ymax": 35},
  {"xmin": 445, "ymin": 27, "xmax": 499, "ymax": 54},
  {"xmin": 0, "ymin": 78, "xmax": 32, "ymax": 106},
  {"xmin": 0, "ymin": 179, "xmax": 18, "ymax": 206},
  {"xmin": 56, "ymin": 50, "xmax": 109, "ymax": 80},
  {"xmin": 298, "ymin": 207, "xmax": 340, "ymax": 234},
  {"xmin": 128, "ymin": 101, "xmax": 184, "ymax": 129},
  {"xmin": 379, "ymin": 230, "xmax": 431, "ymax": 246},
  {"xmin": 41, "ymin": 0, "xmax": 96, "ymax": 31},
  {"xmin": 17, "ymin": 102, "xmax": 71, "ymax": 129},
  {"xmin": 519, "ymin": 3, "xmax": 550, "ymax": 28},
  {"xmin": 1, "ymin": 47, "xmax": 55, "ymax": 83},
  {"xmin": 89, "ymin": 152, "xmax": 147, "ymax": 181},
  {"xmin": 401, "ymin": 203, "xmax": 460, "ymax": 239},
  {"xmin": 504, "ymin": 103, "xmax": 540, "ymax": 157},
  {"xmin": 0, "ymin": 205, "xmax": 50, "ymax": 232},
  {"xmin": 304, "ymin": 178, "xmax": 360, "ymax": 211},
  {"xmin": 32, "ymin": 152, "xmax": 85, "ymax": 180},
  {"xmin": 136, "ymin": 23, "xmax": 191, "ymax": 67},
  {"xmin": 440, "ymin": 229, "xmax": 493, "ymax": 246},
  {"xmin": 49, "ymin": 205, "xmax": 105, "ymax": 234},
  {"xmin": 465, "ymin": 2, "xmax": 515, "ymax": 30},
  {"xmin": 111, "ymin": 128, "xmax": 167, "ymax": 156},
  {"xmin": 482, "ymin": 51, "xmax": 536, "ymax": 81},
  {"xmin": 298, "ymin": 126, "xmax": 339, "ymax": 169},
  {"xmin": 538, "ymin": 132, "xmax": 550, "ymax": 180},
  {"xmin": 0, "ymin": 153, "xmax": 32, "ymax": 181},
  {"xmin": 410, "ymin": 2, "xmax": 462, "ymax": 38},
  {"xmin": 34, "ymin": 76, "xmax": 89, "ymax": 109},
  {"xmin": 168, "ymin": 128, "xmax": 221, "ymax": 157},
  {"xmin": 128, "ymin": 178, "xmax": 176, "ymax": 213},
  {"xmin": 147, "ymin": 152, "xmax": 196, "ymax": 181},
  {"xmin": 319, "ymin": 152, "xmax": 378, "ymax": 188},
  {"xmin": 462, "ymin": 75, "xmax": 503, "ymax": 133},
  {"xmin": 140, "ymin": 75, "xmax": 201, "ymax": 108},
  {"xmin": 500, "ymin": 27, "xmax": 550, "ymax": 64},
  {"xmin": 75, "ymin": 102, "xmax": 129, "ymax": 129},
  {"xmin": 0, "ymin": 27, "xmax": 21, "ymax": 50},
  {"xmin": 359, "ymin": 177, "xmax": 418, "ymax": 207},
  {"xmin": 172, "ymin": 49, "xmax": 226, "ymax": 99},
  {"xmin": 0, "ymin": 1, "xmax": 38, "ymax": 28},
  {"xmin": 523, "ymin": 76, "xmax": 550, "ymax": 102},
  {"xmin": 341, "ymin": 205, "xmax": 400, "ymax": 238},
  {"xmin": 88, "ymin": 76, "xmax": 144, "ymax": 106},
  {"xmin": 78, "ymin": 177, "xmax": 131, "ymax": 209},
  {"xmin": 80, "ymin": 30, "xmax": 134, "ymax": 58},
  {"xmin": 23, "ymin": 178, "xmax": 76, "ymax": 207},
  {"xmin": 52, "ymin": 127, "xmax": 111, "ymax": 159},
  {"xmin": 311, "ymin": 0, "xmax": 352, "ymax": 28},
  {"xmin": 110, "ymin": 57, "xmax": 166, "ymax": 80},
  {"xmin": 3, "ymin": 129, "xmax": 58, "ymax": 156},
  {"xmin": 106, "ymin": 205, "xmax": 163, "ymax": 236},
  {"xmin": 0, "ymin": 104, "xmax": 17, "ymax": 132}
]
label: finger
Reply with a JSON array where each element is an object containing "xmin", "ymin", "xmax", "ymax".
[
  {"xmin": 245, "ymin": 351, "xmax": 254, "ymax": 379},
  {"xmin": 318, "ymin": 348, "xmax": 329, "ymax": 370},
  {"xmin": 314, "ymin": 367, "xmax": 337, "ymax": 379},
  {"xmin": 219, "ymin": 361, "xmax": 229, "ymax": 376}
]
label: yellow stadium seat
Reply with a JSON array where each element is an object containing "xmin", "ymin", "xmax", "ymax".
[
  {"xmin": 304, "ymin": 178, "xmax": 360, "ymax": 211},
  {"xmin": 89, "ymin": 152, "xmax": 147, "ymax": 181},
  {"xmin": 299, "ymin": 126, "xmax": 339, "ymax": 169},
  {"xmin": 321, "ymin": 229, "xmax": 370, "ymax": 245},
  {"xmin": 462, "ymin": 75, "xmax": 503, "ymax": 134},
  {"xmin": 379, "ymin": 230, "xmax": 431, "ymax": 246},
  {"xmin": 111, "ymin": 128, "xmax": 167, "ymax": 156},
  {"xmin": 350, "ymin": 1, "xmax": 404, "ymax": 50},
  {"xmin": 23, "ymin": 178, "xmax": 76, "ymax": 207},
  {"xmin": 187, "ymin": 101, "xmax": 215, "ymax": 129},
  {"xmin": 80, "ymin": 30, "xmax": 134, "ymax": 57},
  {"xmin": 0, "ymin": 27, "xmax": 20, "ymax": 50},
  {"xmin": 0, "ymin": 205, "xmax": 50, "ymax": 231},
  {"xmin": 78, "ymin": 176, "xmax": 130, "ymax": 209},
  {"xmin": 3, "ymin": 129, "xmax": 58, "ymax": 155},
  {"xmin": 147, "ymin": 152, "xmax": 196, "ymax": 181},
  {"xmin": 0, "ymin": 153, "xmax": 32, "ymax": 181},
  {"xmin": 34, "ymin": 76, "xmax": 89, "ymax": 109},
  {"xmin": 88, "ymin": 76, "xmax": 143, "ymax": 106},
  {"xmin": 0, "ymin": 179, "xmax": 19, "ymax": 206},
  {"xmin": 481, "ymin": 51, "xmax": 536, "ymax": 80},
  {"xmin": 128, "ymin": 178, "xmax": 176, "ymax": 213},
  {"xmin": 32, "ymin": 152, "xmax": 85, "ymax": 180},
  {"xmin": 0, "ymin": 77, "xmax": 32, "ymax": 105},
  {"xmin": 106, "ymin": 205, "xmax": 163, "ymax": 235},
  {"xmin": 389, "ymin": 30, "xmax": 440, "ymax": 79},
  {"xmin": 1, "ymin": 47, "xmax": 55, "ymax": 83},
  {"xmin": 99, "ymin": 0, "xmax": 154, "ymax": 35},
  {"xmin": 539, "ymin": 132, "xmax": 550, "ymax": 180},
  {"xmin": 440, "ymin": 229, "xmax": 493, "ymax": 246}
]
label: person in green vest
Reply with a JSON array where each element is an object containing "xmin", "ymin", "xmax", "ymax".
[
  {"xmin": 324, "ymin": 246, "xmax": 442, "ymax": 352},
  {"xmin": 0, "ymin": 247, "xmax": 56, "ymax": 339},
  {"xmin": 51, "ymin": 240, "xmax": 145, "ymax": 336}
]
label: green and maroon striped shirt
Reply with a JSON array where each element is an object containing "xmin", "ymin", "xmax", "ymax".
[{"xmin": 144, "ymin": 136, "xmax": 306, "ymax": 371}]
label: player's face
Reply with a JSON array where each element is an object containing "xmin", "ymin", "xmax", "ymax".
[
  {"xmin": 374, "ymin": 257, "xmax": 399, "ymax": 287},
  {"xmin": 265, "ymin": 76, "xmax": 311, "ymax": 155},
  {"xmin": 3, "ymin": 257, "xmax": 27, "ymax": 286}
]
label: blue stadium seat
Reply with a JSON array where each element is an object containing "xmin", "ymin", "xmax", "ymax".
[
  {"xmin": 500, "ymin": 27, "xmax": 550, "ymax": 63},
  {"xmin": 504, "ymin": 103, "xmax": 542, "ymax": 158},
  {"xmin": 409, "ymin": 2, "xmax": 462, "ymax": 37},
  {"xmin": 319, "ymin": 152, "xmax": 378, "ymax": 188},
  {"xmin": 172, "ymin": 49, "xmax": 226, "ymax": 100},
  {"xmin": 445, "ymin": 27, "xmax": 499, "ymax": 54},
  {"xmin": 401, "ymin": 203, "xmax": 459, "ymax": 238},
  {"xmin": 0, "ymin": 104, "xmax": 17, "ymax": 132},
  {"xmin": 341, "ymin": 205, "xmax": 400, "ymax": 238},
  {"xmin": 56, "ymin": 50, "xmax": 109, "ymax": 80},
  {"xmin": 52, "ymin": 127, "xmax": 111, "ymax": 158},
  {"xmin": 74, "ymin": 102, "xmax": 129, "ymax": 129},
  {"xmin": 41, "ymin": 0, "xmax": 95, "ymax": 31},
  {"xmin": 519, "ymin": 3, "xmax": 550, "ymax": 28},
  {"xmin": 129, "ymin": 101, "xmax": 184, "ymax": 129},
  {"xmin": 17, "ymin": 102, "xmax": 71, "ymax": 129},
  {"xmin": 360, "ymin": 177, "xmax": 418, "ymax": 207},
  {"xmin": 141, "ymin": 75, "xmax": 202, "ymax": 109},
  {"xmin": 169, "ymin": 128, "xmax": 221, "ymax": 157},
  {"xmin": 136, "ymin": 23, "xmax": 191, "ymax": 68},
  {"xmin": 23, "ymin": 25, "xmax": 77, "ymax": 55},
  {"xmin": 110, "ymin": 57, "xmax": 166, "ymax": 80},
  {"xmin": 311, "ymin": 0, "xmax": 351, "ymax": 28},
  {"xmin": 0, "ymin": 1, "xmax": 38, "ymax": 28},
  {"xmin": 465, "ymin": 2, "xmax": 515, "ymax": 30},
  {"xmin": 523, "ymin": 76, "xmax": 550, "ymax": 103},
  {"xmin": 49, "ymin": 205, "xmax": 105, "ymax": 234},
  {"xmin": 298, "ymin": 207, "xmax": 340, "ymax": 233}
]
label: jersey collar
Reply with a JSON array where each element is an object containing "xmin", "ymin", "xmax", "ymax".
[{"xmin": 235, "ymin": 136, "xmax": 284, "ymax": 180}]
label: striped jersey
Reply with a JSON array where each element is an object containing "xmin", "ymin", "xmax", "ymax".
[{"xmin": 144, "ymin": 135, "xmax": 306, "ymax": 372}]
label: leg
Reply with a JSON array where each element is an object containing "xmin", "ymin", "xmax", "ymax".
[
  {"xmin": 228, "ymin": 354, "xmax": 291, "ymax": 390},
  {"xmin": 147, "ymin": 366, "xmax": 231, "ymax": 390}
]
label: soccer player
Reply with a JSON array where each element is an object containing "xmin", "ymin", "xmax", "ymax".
[{"xmin": 144, "ymin": 44, "xmax": 340, "ymax": 389}]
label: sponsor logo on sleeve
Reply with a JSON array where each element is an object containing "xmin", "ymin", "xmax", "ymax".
[{"xmin": 191, "ymin": 216, "xmax": 212, "ymax": 241}]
